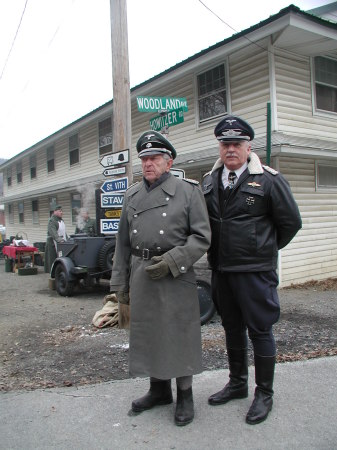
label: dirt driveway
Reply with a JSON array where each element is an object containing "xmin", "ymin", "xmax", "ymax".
[{"xmin": 0, "ymin": 260, "xmax": 336, "ymax": 392}]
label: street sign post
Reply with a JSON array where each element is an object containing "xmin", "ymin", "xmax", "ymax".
[
  {"xmin": 101, "ymin": 177, "xmax": 128, "ymax": 193},
  {"xmin": 100, "ymin": 219, "xmax": 119, "ymax": 234},
  {"xmin": 150, "ymin": 108, "xmax": 184, "ymax": 131},
  {"xmin": 101, "ymin": 193, "xmax": 124, "ymax": 208},
  {"xmin": 99, "ymin": 149, "xmax": 129, "ymax": 167},
  {"xmin": 137, "ymin": 96, "xmax": 188, "ymax": 113}
]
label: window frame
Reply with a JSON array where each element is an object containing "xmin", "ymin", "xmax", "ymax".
[
  {"xmin": 316, "ymin": 160, "xmax": 337, "ymax": 191},
  {"xmin": 30, "ymin": 155, "xmax": 37, "ymax": 179},
  {"xmin": 18, "ymin": 201, "xmax": 24, "ymax": 224},
  {"xmin": 47, "ymin": 145, "xmax": 55, "ymax": 173},
  {"xmin": 312, "ymin": 56, "xmax": 337, "ymax": 116},
  {"xmin": 195, "ymin": 62, "xmax": 229, "ymax": 126},
  {"xmin": 16, "ymin": 162, "xmax": 22, "ymax": 183},
  {"xmin": 32, "ymin": 199, "xmax": 39, "ymax": 224},
  {"xmin": 8, "ymin": 203, "xmax": 14, "ymax": 224},
  {"xmin": 98, "ymin": 117, "xmax": 112, "ymax": 157},
  {"xmin": 71, "ymin": 193, "xmax": 81, "ymax": 224},
  {"xmin": 69, "ymin": 133, "xmax": 80, "ymax": 166},
  {"xmin": 7, "ymin": 167, "xmax": 12, "ymax": 187}
]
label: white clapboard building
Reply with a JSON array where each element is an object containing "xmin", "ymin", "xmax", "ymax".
[{"xmin": 1, "ymin": 3, "xmax": 337, "ymax": 286}]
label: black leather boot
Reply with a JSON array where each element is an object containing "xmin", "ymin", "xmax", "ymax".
[
  {"xmin": 175, "ymin": 387, "xmax": 194, "ymax": 426},
  {"xmin": 208, "ymin": 348, "xmax": 248, "ymax": 405},
  {"xmin": 246, "ymin": 355, "xmax": 275, "ymax": 425},
  {"xmin": 132, "ymin": 380, "xmax": 173, "ymax": 413}
]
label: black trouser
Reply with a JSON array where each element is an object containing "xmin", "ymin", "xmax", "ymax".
[{"xmin": 212, "ymin": 271, "xmax": 280, "ymax": 356}]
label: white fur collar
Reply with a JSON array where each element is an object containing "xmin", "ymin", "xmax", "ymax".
[{"xmin": 209, "ymin": 151, "xmax": 263, "ymax": 175}]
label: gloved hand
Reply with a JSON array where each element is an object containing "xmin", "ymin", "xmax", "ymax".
[
  {"xmin": 110, "ymin": 290, "xmax": 130, "ymax": 305},
  {"xmin": 145, "ymin": 255, "xmax": 170, "ymax": 280}
]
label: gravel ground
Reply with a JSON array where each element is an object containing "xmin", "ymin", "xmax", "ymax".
[{"xmin": 0, "ymin": 259, "xmax": 336, "ymax": 392}]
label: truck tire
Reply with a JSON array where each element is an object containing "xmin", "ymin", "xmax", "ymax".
[
  {"xmin": 197, "ymin": 279, "xmax": 216, "ymax": 325},
  {"xmin": 55, "ymin": 265, "xmax": 75, "ymax": 297},
  {"xmin": 98, "ymin": 240, "xmax": 115, "ymax": 271}
]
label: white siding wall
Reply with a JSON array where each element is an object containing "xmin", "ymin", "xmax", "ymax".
[
  {"xmin": 279, "ymin": 157, "xmax": 337, "ymax": 286},
  {"xmin": 275, "ymin": 48, "xmax": 337, "ymax": 141}
]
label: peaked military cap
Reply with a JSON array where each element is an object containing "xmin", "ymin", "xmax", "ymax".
[
  {"xmin": 136, "ymin": 130, "xmax": 177, "ymax": 159},
  {"xmin": 214, "ymin": 115, "xmax": 254, "ymax": 142},
  {"xmin": 54, "ymin": 205, "xmax": 62, "ymax": 211}
]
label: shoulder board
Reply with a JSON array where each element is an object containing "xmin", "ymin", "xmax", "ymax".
[
  {"xmin": 182, "ymin": 178, "xmax": 199, "ymax": 186},
  {"xmin": 263, "ymin": 165, "xmax": 278, "ymax": 176}
]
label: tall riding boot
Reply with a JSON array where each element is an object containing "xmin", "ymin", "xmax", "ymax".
[
  {"xmin": 132, "ymin": 379, "xmax": 173, "ymax": 413},
  {"xmin": 246, "ymin": 354, "xmax": 275, "ymax": 425},
  {"xmin": 175, "ymin": 387, "xmax": 194, "ymax": 426},
  {"xmin": 208, "ymin": 348, "xmax": 248, "ymax": 405}
]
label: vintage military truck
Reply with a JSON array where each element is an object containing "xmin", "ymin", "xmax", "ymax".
[{"xmin": 51, "ymin": 234, "xmax": 116, "ymax": 297}]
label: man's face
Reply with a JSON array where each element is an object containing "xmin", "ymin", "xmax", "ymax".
[
  {"xmin": 219, "ymin": 140, "xmax": 251, "ymax": 171},
  {"xmin": 141, "ymin": 154, "xmax": 173, "ymax": 184},
  {"xmin": 54, "ymin": 209, "xmax": 63, "ymax": 218}
]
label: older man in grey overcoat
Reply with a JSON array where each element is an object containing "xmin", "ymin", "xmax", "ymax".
[{"xmin": 110, "ymin": 130, "xmax": 211, "ymax": 426}]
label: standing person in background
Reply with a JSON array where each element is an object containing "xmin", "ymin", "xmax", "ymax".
[
  {"xmin": 75, "ymin": 208, "xmax": 97, "ymax": 236},
  {"xmin": 44, "ymin": 205, "xmax": 68, "ymax": 273},
  {"xmin": 110, "ymin": 130, "xmax": 211, "ymax": 426},
  {"xmin": 202, "ymin": 115, "xmax": 302, "ymax": 425}
]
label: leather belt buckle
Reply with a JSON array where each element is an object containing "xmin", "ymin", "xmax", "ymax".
[{"xmin": 142, "ymin": 248, "xmax": 150, "ymax": 260}]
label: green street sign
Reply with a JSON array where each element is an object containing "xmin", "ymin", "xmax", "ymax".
[
  {"xmin": 149, "ymin": 108, "xmax": 184, "ymax": 131},
  {"xmin": 137, "ymin": 96, "xmax": 188, "ymax": 113}
]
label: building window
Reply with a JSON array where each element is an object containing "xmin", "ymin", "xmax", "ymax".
[
  {"xmin": 69, "ymin": 133, "xmax": 79, "ymax": 166},
  {"xmin": 8, "ymin": 203, "xmax": 14, "ymax": 224},
  {"xmin": 317, "ymin": 163, "xmax": 337, "ymax": 188},
  {"xmin": 18, "ymin": 201, "xmax": 24, "ymax": 224},
  {"xmin": 49, "ymin": 197, "xmax": 57, "ymax": 217},
  {"xmin": 32, "ymin": 199, "xmax": 39, "ymax": 224},
  {"xmin": 314, "ymin": 56, "xmax": 337, "ymax": 113},
  {"xmin": 71, "ymin": 193, "xmax": 81, "ymax": 224},
  {"xmin": 7, "ymin": 167, "xmax": 12, "ymax": 187},
  {"xmin": 99, "ymin": 117, "xmax": 112, "ymax": 156},
  {"xmin": 47, "ymin": 146, "xmax": 55, "ymax": 173},
  {"xmin": 197, "ymin": 64, "xmax": 227, "ymax": 123},
  {"xmin": 16, "ymin": 162, "xmax": 22, "ymax": 183},
  {"xmin": 30, "ymin": 155, "xmax": 37, "ymax": 179}
]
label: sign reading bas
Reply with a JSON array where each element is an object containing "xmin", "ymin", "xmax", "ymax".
[
  {"xmin": 137, "ymin": 96, "xmax": 188, "ymax": 113},
  {"xmin": 100, "ymin": 219, "xmax": 119, "ymax": 234}
]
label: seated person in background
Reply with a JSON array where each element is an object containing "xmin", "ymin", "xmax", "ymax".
[{"xmin": 75, "ymin": 208, "xmax": 97, "ymax": 236}]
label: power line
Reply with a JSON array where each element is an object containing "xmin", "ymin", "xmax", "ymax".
[
  {"xmin": 0, "ymin": 0, "xmax": 29, "ymax": 80},
  {"xmin": 197, "ymin": 0, "xmax": 269, "ymax": 53}
]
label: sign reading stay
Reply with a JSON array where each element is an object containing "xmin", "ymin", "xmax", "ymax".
[{"xmin": 137, "ymin": 96, "xmax": 188, "ymax": 113}]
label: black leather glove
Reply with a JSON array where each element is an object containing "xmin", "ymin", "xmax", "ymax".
[{"xmin": 145, "ymin": 255, "xmax": 170, "ymax": 280}]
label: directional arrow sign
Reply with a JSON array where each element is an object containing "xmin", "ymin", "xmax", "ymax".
[
  {"xmin": 137, "ymin": 96, "xmax": 188, "ymax": 113},
  {"xmin": 102, "ymin": 167, "xmax": 126, "ymax": 177},
  {"xmin": 101, "ymin": 177, "xmax": 128, "ymax": 193},
  {"xmin": 101, "ymin": 193, "xmax": 124, "ymax": 208},
  {"xmin": 150, "ymin": 108, "xmax": 184, "ymax": 131},
  {"xmin": 99, "ymin": 149, "xmax": 129, "ymax": 167}
]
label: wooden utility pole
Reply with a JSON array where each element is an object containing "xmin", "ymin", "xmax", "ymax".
[{"xmin": 110, "ymin": 0, "xmax": 132, "ymax": 328}]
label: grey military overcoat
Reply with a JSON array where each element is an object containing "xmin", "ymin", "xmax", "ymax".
[{"xmin": 110, "ymin": 174, "xmax": 211, "ymax": 380}]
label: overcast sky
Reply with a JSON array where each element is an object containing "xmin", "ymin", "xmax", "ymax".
[{"xmin": 0, "ymin": 0, "xmax": 330, "ymax": 160}]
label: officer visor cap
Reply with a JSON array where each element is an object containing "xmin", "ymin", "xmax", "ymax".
[
  {"xmin": 214, "ymin": 115, "xmax": 254, "ymax": 142},
  {"xmin": 136, "ymin": 130, "xmax": 176, "ymax": 160},
  {"xmin": 54, "ymin": 205, "xmax": 62, "ymax": 211}
]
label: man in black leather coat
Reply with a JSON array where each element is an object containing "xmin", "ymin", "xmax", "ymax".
[{"xmin": 202, "ymin": 115, "xmax": 302, "ymax": 425}]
